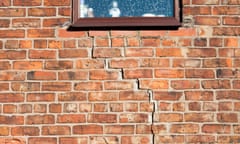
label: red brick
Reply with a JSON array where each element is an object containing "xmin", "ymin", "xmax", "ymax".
[
  {"xmin": 223, "ymin": 16, "xmax": 240, "ymax": 26},
  {"xmin": 49, "ymin": 104, "xmax": 61, "ymax": 113},
  {"xmin": 28, "ymin": 8, "xmax": 56, "ymax": 16},
  {"xmin": 186, "ymin": 135, "xmax": 215, "ymax": 143},
  {"xmin": 58, "ymin": 8, "xmax": 71, "ymax": 16},
  {"xmin": 29, "ymin": 50, "xmax": 56, "ymax": 59},
  {"xmin": 0, "ymin": 83, "xmax": 9, "ymax": 91},
  {"xmin": 11, "ymin": 82, "xmax": 40, "ymax": 92},
  {"xmin": 141, "ymin": 38, "xmax": 160, "ymax": 47},
  {"xmin": 192, "ymin": 0, "xmax": 220, "ymax": 4},
  {"xmin": 93, "ymin": 48, "xmax": 122, "ymax": 58},
  {"xmin": 58, "ymin": 71, "xmax": 88, "ymax": 80},
  {"xmin": 58, "ymin": 29, "xmax": 86, "ymax": 38},
  {"xmin": 195, "ymin": 16, "xmax": 220, "ymax": 25},
  {"xmin": 26, "ymin": 115, "xmax": 54, "ymax": 124},
  {"xmin": 76, "ymin": 59, "xmax": 104, "ymax": 69},
  {"xmin": 75, "ymin": 82, "xmax": 103, "ymax": 91},
  {"xmin": 29, "ymin": 138, "xmax": 56, "ymax": 144},
  {"xmin": 210, "ymin": 38, "xmax": 223, "ymax": 47},
  {"xmin": 43, "ymin": 18, "xmax": 69, "ymax": 27},
  {"xmin": 27, "ymin": 93, "xmax": 55, "ymax": 102},
  {"xmin": 111, "ymin": 37, "xmax": 125, "ymax": 47},
  {"xmin": 0, "ymin": 50, "xmax": 26, "ymax": 60},
  {"xmin": 0, "ymin": 116, "xmax": 24, "ymax": 125},
  {"xmin": 89, "ymin": 92, "xmax": 118, "ymax": 101},
  {"xmin": 0, "ymin": 19, "xmax": 10, "ymax": 28},
  {"xmin": 11, "ymin": 127, "xmax": 39, "ymax": 136},
  {"xmin": 42, "ymin": 126, "xmax": 70, "ymax": 135},
  {"xmin": 88, "ymin": 114, "xmax": 117, "ymax": 123},
  {"xmin": 213, "ymin": 27, "xmax": 240, "ymax": 36},
  {"xmin": 34, "ymin": 40, "xmax": 47, "ymax": 48},
  {"xmin": 0, "ymin": 0, "xmax": 11, "ymax": 6},
  {"xmin": 217, "ymin": 113, "xmax": 238, "ymax": 123},
  {"xmin": 213, "ymin": 6, "xmax": 239, "ymax": 15},
  {"xmin": 0, "ymin": 127, "xmax": 9, "ymax": 136},
  {"xmin": 13, "ymin": 61, "xmax": 42, "ymax": 70},
  {"xmin": 45, "ymin": 61, "xmax": 73, "ymax": 70},
  {"xmin": 42, "ymin": 82, "xmax": 72, "ymax": 91},
  {"xmin": 122, "ymin": 136, "xmax": 151, "ymax": 144},
  {"xmin": 119, "ymin": 91, "xmax": 149, "ymax": 101},
  {"xmin": 155, "ymin": 69, "xmax": 184, "ymax": 78},
  {"xmin": 58, "ymin": 92, "xmax": 87, "ymax": 101},
  {"xmin": 155, "ymin": 135, "xmax": 184, "ymax": 143},
  {"xmin": 57, "ymin": 114, "xmax": 86, "ymax": 123},
  {"xmin": 156, "ymin": 48, "xmax": 182, "ymax": 57},
  {"xmin": 187, "ymin": 48, "xmax": 216, "ymax": 57},
  {"xmin": 27, "ymin": 29, "xmax": 55, "ymax": 38},
  {"xmin": 94, "ymin": 103, "xmax": 108, "ymax": 112},
  {"xmin": 0, "ymin": 71, "xmax": 25, "ymax": 81},
  {"xmin": 217, "ymin": 91, "xmax": 240, "ymax": 100},
  {"xmin": 202, "ymin": 80, "xmax": 231, "ymax": 89},
  {"xmin": 0, "ymin": 30, "xmax": 25, "ymax": 38},
  {"xmin": 0, "ymin": 138, "xmax": 25, "ymax": 144},
  {"xmin": 126, "ymin": 48, "xmax": 153, "ymax": 57},
  {"xmin": 59, "ymin": 137, "xmax": 88, "ymax": 144},
  {"xmin": 203, "ymin": 102, "xmax": 218, "ymax": 111},
  {"xmin": 120, "ymin": 113, "xmax": 149, "ymax": 123},
  {"xmin": 73, "ymin": 125, "xmax": 103, "ymax": 134},
  {"xmin": 0, "ymin": 93, "xmax": 24, "ymax": 103},
  {"xmin": 105, "ymin": 125, "xmax": 134, "ymax": 134},
  {"xmin": 202, "ymin": 124, "xmax": 231, "ymax": 134},
  {"xmin": 171, "ymin": 80, "xmax": 200, "ymax": 90},
  {"xmin": 13, "ymin": 0, "xmax": 41, "ymax": 6},
  {"xmin": 185, "ymin": 113, "xmax": 214, "ymax": 122},
  {"xmin": 44, "ymin": 0, "xmax": 70, "ymax": 6},
  {"xmin": 63, "ymin": 40, "xmax": 76, "ymax": 48},
  {"xmin": 154, "ymin": 91, "xmax": 183, "ymax": 101},
  {"xmin": 104, "ymin": 81, "xmax": 134, "ymax": 90},
  {"xmin": 203, "ymin": 58, "xmax": 232, "ymax": 68},
  {"xmin": 90, "ymin": 70, "xmax": 119, "ymax": 80},
  {"xmin": 0, "ymin": 61, "xmax": 11, "ymax": 70},
  {"xmin": 48, "ymin": 40, "xmax": 62, "ymax": 49},
  {"xmin": 27, "ymin": 71, "xmax": 56, "ymax": 80},
  {"xmin": 170, "ymin": 124, "xmax": 199, "ymax": 134},
  {"xmin": 140, "ymin": 58, "xmax": 169, "ymax": 67},
  {"xmin": 0, "ymin": 8, "xmax": 25, "ymax": 17},
  {"xmin": 154, "ymin": 113, "xmax": 183, "ymax": 122},
  {"xmin": 59, "ymin": 49, "xmax": 88, "ymax": 58},
  {"xmin": 3, "ymin": 104, "xmax": 17, "ymax": 113},
  {"xmin": 168, "ymin": 28, "xmax": 196, "ymax": 36},
  {"xmin": 187, "ymin": 92, "xmax": 214, "ymax": 102},
  {"xmin": 124, "ymin": 69, "xmax": 152, "ymax": 79},
  {"xmin": 189, "ymin": 102, "xmax": 201, "ymax": 111},
  {"xmin": 219, "ymin": 102, "xmax": 233, "ymax": 111},
  {"xmin": 109, "ymin": 59, "xmax": 138, "ymax": 68},
  {"xmin": 139, "ymin": 79, "xmax": 168, "ymax": 89}
]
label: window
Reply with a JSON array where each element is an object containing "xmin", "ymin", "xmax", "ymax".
[{"xmin": 70, "ymin": 0, "xmax": 181, "ymax": 29}]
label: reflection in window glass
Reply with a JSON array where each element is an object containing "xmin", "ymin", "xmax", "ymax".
[{"xmin": 79, "ymin": 0, "xmax": 174, "ymax": 18}]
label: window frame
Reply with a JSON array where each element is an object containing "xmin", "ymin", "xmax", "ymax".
[{"xmin": 70, "ymin": 0, "xmax": 181, "ymax": 28}]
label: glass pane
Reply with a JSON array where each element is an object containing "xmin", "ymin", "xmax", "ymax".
[{"xmin": 79, "ymin": 0, "xmax": 174, "ymax": 18}]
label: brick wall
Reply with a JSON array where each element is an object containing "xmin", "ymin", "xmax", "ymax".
[{"xmin": 0, "ymin": 0, "xmax": 240, "ymax": 143}]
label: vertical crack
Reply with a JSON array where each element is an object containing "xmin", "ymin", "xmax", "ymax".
[{"xmin": 147, "ymin": 89, "xmax": 156, "ymax": 144}]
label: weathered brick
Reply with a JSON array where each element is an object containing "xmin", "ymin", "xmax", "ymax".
[
  {"xmin": 26, "ymin": 115, "xmax": 55, "ymax": 124},
  {"xmin": 73, "ymin": 125, "xmax": 103, "ymax": 134},
  {"xmin": 0, "ymin": 30, "xmax": 25, "ymax": 38},
  {"xmin": 42, "ymin": 126, "xmax": 70, "ymax": 135},
  {"xmin": 29, "ymin": 138, "xmax": 56, "ymax": 144},
  {"xmin": 11, "ymin": 127, "xmax": 39, "ymax": 136},
  {"xmin": 27, "ymin": 93, "xmax": 55, "ymax": 102},
  {"xmin": 28, "ymin": 8, "xmax": 56, "ymax": 16},
  {"xmin": 0, "ymin": 8, "xmax": 25, "ymax": 17}
]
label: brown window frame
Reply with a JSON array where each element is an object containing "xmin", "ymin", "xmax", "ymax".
[{"xmin": 70, "ymin": 0, "xmax": 181, "ymax": 29}]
